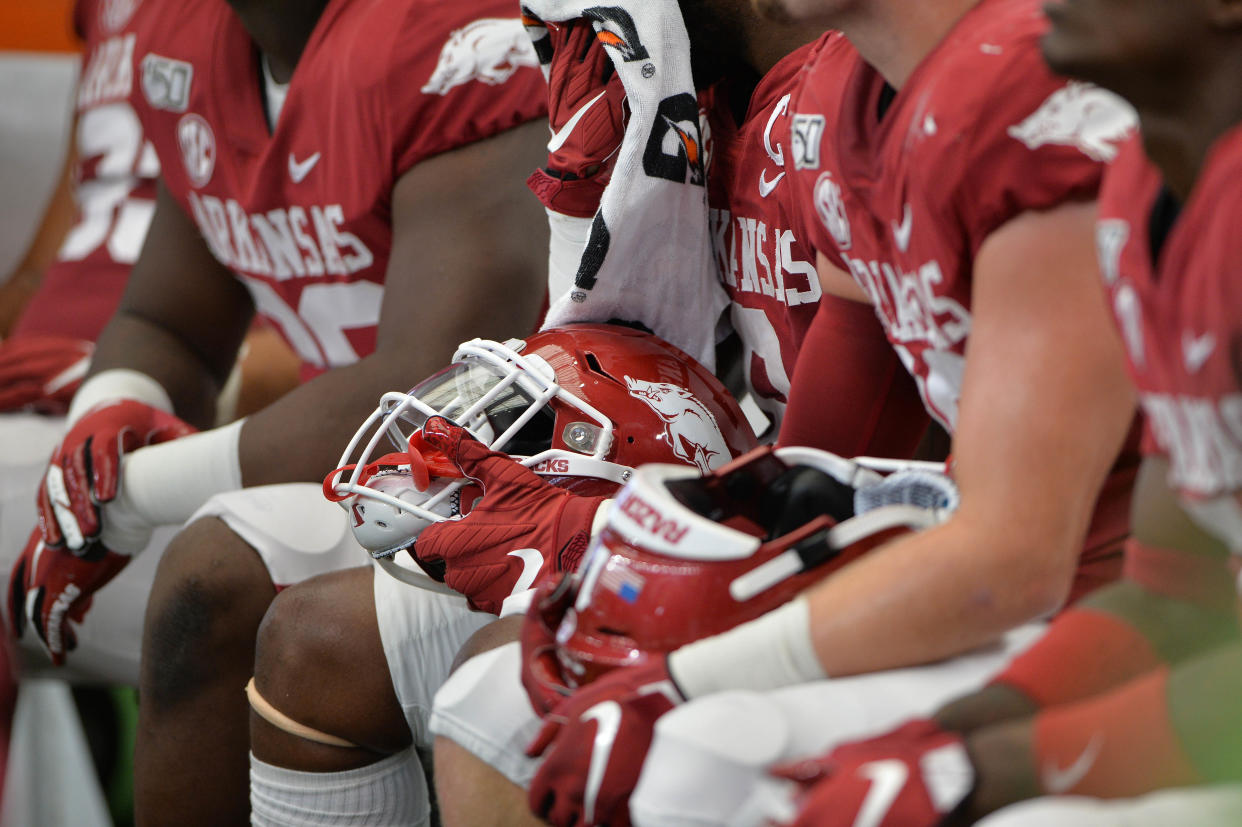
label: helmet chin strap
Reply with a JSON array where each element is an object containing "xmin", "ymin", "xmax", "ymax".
[
  {"xmin": 518, "ymin": 451, "xmax": 634, "ymax": 485},
  {"xmin": 375, "ymin": 554, "xmax": 461, "ymax": 596}
]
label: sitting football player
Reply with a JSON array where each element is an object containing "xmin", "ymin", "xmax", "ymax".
[
  {"xmin": 427, "ymin": 0, "xmax": 1153, "ymax": 822},
  {"xmin": 0, "ymin": 0, "xmax": 299, "ymax": 684},
  {"xmin": 429, "ymin": 432, "xmax": 956, "ymax": 826},
  {"xmin": 10, "ymin": 0, "xmax": 552, "ymax": 821},
  {"xmin": 764, "ymin": 1, "xmax": 1242, "ymax": 825},
  {"xmin": 245, "ymin": 323, "xmax": 756, "ymax": 826}
]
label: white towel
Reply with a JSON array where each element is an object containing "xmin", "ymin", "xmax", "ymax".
[{"xmin": 526, "ymin": 1, "xmax": 728, "ymax": 370}]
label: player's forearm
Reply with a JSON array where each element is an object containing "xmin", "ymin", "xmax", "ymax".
[
  {"xmin": 235, "ymin": 344, "xmax": 456, "ymax": 487},
  {"xmin": 88, "ymin": 312, "xmax": 225, "ymax": 428},
  {"xmin": 804, "ymin": 514, "xmax": 1076, "ymax": 677}
]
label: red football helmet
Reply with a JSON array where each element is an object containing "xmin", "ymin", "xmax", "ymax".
[
  {"xmin": 549, "ymin": 446, "xmax": 956, "ymax": 687},
  {"xmin": 324, "ymin": 323, "xmax": 758, "ymax": 586}
]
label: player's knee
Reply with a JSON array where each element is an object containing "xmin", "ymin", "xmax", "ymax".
[
  {"xmin": 450, "ymin": 615, "xmax": 523, "ymax": 674},
  {"xmin": 254, "ymin": 580, "xmax": 345, "ymax": 719},
  {"xmin": 142, "ymin": 517, "xmax": 274, "ymax": 712}
]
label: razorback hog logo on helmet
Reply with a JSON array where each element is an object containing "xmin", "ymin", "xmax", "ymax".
[
  {"xmin": 1007, "ymin": 81, "xmax": 1136, "ymax": 162},
  {"xmin": 583, "ymin": 6, "xmax": 650, "ymax": 62},
  {"xmin": 625, "ymin": 376, "xmax": 729, "ymax": 473},
  {"xmin": 421, "ymin": 18, "xmax": 539, "ymax": 96}
]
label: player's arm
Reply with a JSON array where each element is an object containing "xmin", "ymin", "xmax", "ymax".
[
  {"xmin": 802, "ymin": 200, "xmax": 1135, "ymax": 672},
  {"xmin": 85, "ymin": 180, "xmax": 255, "ymax": 426},
  {"xmin": 669, "ymin": 201, "xmax": 1137, "ymax": 696},
  {"xmin": 777, "ymin": 252, "xmax": 929, "ymax": 458},
  {"xmin": 236, "ymin": 118, "xmax": 549, "ymax": 485},
  {"xmin": 0, "ymin": 112, "xmax": 79, "ymax": 336}
]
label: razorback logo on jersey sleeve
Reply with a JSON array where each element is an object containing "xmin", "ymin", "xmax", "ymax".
[
  {"xmin": 1007, "ymin": 82, "xmax": 1136, "ymax": 162},
  {"xmin": 420, "ymin": 18, "xmax": 539, "ymax": 95}
]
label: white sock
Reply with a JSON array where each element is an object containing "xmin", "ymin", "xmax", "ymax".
[{"xmin": 249, "ymin": 748, "xmax": 429, "ymax": 827}]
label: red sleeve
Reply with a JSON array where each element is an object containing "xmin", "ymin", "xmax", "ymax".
[
  {"xmin": 387, "ymin": 5, "xmax": 548, "ymax": 177},
  {"xmin": 954, "ymin": 49, "xmax": 1123, "ymax": 256},
  {"xmin": 778, "ymin": 292, "xmax": 929, "ymax": 458}
]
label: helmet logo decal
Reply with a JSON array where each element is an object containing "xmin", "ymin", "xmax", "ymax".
[
  {"xmin": 624, "ymin": 376, "xmax": 730, "ymax": 472},
  {"xmin": 599, "ymin": 560, "xmax": 646, "ymax": 604}
]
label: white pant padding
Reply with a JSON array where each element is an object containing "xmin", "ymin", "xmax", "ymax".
[
  {"xmin": 193, "ymin": 483, "xmax": 364, "ymax": 587},
  {"xmin": 430, "ymin": 641, "xmax": 545, "ymax": 789},
  {"xmin": 631, "ymin": 624, "xmax": 1046, "ymax": 827},
  {"xmin": 372, "ymin": 563, "xmax": 493, "ymax": 747},
  {"xmin": 249, "ymin": 748, "xmax": 429, "ymax": 827}
]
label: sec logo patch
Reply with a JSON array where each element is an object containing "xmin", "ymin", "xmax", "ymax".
[{"xmin": 177, "ymin": 114, "xmax": 215, "ymax": 187}]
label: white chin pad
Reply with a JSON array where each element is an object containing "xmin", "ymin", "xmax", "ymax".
[{"xmin": 348, "ymin": 472, "xmax": 458, "ymax": 557}]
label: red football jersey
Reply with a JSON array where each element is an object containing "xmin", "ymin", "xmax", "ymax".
[
  {"xmin": 1098, "ymin": 128, "xmax": 1242, "ymax": 547},
  {"xmin": 13, "ymin": 0, "xmax": 157, "ymax": 342},
  {"xmin": 126, "ymin": 0, "xmax": 545, "ymax": 373},
  {"xmin": 704, "ymin": 45, "xmax": 821, "ymax": 428},
  {"xmin": 784, "ymin": 0, "xmax": 1139, "ymax": 597}
]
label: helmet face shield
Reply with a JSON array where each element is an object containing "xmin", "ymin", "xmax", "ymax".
[{"xmin": 386, "ymin": 356, "xmax": 559, "ymax": 458}]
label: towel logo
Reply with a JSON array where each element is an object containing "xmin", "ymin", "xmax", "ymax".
[
  {"xmin": 583, "ymin": 6, "xmax": 650, "ymax": 62},
  {"xmin": 644, "ymin": 94, "xmax": 705, "ymax": 186}
]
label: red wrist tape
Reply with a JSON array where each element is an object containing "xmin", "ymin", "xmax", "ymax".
[
  {"xmin": 1034, "ymin": 666, "xmax": 1200, "ymax": 797},
  {"xmin": 991, "ymin": 607, "xmax": 1161, "ymax": 709}
]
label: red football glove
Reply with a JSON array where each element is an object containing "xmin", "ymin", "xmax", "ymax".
[
  {"xmin": 521, "ymin": 574, "xmax": 579, "ymax": 716},
  {"xmin": 772, "ymin": 719, "xmax": 976, "ymax": 827},
  {"xmin": 524, "ymin": 12, "xmax": 627, "ymax": 218},
  {"xmin": 36, "ymin": 399, "xmax": 196, "ymax": 552},
  {"xmin": 0, "ymin": 335, "xmax": 93, "ymax": 414},
  {"xmin": 8, "ymin": 527, "xmax": 128, "ymax": 664},
  {"xmin": 526, "ymin": 659, "xmax": 685, "ymax": 827},
  {"xmin": 413, "ymin": 418, "xmax": 607, "ymax": 615}
]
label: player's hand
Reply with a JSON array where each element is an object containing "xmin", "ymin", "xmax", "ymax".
[
  {"xmin": 0, "ymin": 335, "xmax": 93, "ymax": 414},
  {"xmin": 771, "ymin": 719, "xmax": 975, "ymax": 827},
  {"xmin": 524, "ymin": 12, "xmax": 627, "ymax": 218},
  {"xmin": 8, "ymin": 527, "xmax": 128, "ymax": 664},
  {"xmin": 413, "ymin": 417, "xmax": 606, "ymax": 615},
  {"xmin": 37, "ymin": 399, "xmax": 196, "ymax": 551},
  {"xmin": 526, "ymin": 659, "xmax": 684, "ymax": 826},
  {"xmin": 520, "ymin": 573, "xmax": 579, "ymax": 715}
]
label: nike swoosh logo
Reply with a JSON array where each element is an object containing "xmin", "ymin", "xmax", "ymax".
[
  {"xmin": 758, "ymin": 169, "xmax": 785, "ymax": 198},
  {"xmin": 1041, "ymin": 734, "xmax": 1102, "ymax": 794},
  {"xmin": 288, "ymin": 151, "xmax": 321, "ymax": 183},
  {"xmin": 548, "ymin": 90, "xmax": 609, "ymax": 153},
  {"xmin": 892, "ymin": 204, "xmax": 913, "ymax": 253},
  {"xmin": 1183, "ymin": 330, "xmax": 1216, "ymax": 374},
  {"xmin": 507, "ymin": 548, "xmax": 544, "ymax": 597},
  {"xmin": 44, "ymin": 464, "xmax": 85, "ymax": 550},
  {"xmin": 582, "ymin": 700, "xmax": 623, "ymax": 826},
  {"xmin": 43, "ymin": 353, "xmax": 91, "ymax": 395}
]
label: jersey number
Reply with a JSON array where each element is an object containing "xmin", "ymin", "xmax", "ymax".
[{"xmin": 59, "ymin": 102, "xmax": 158, "ymax": 265}]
